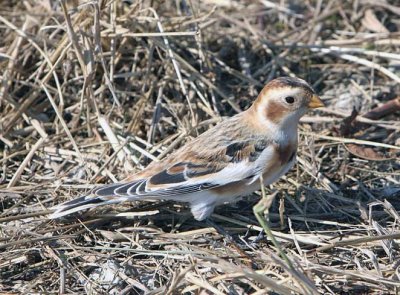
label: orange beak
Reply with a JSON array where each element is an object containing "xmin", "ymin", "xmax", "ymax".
[{"xmin": 308, "ymin": 94, "xmax": 325, "ymax": 108}]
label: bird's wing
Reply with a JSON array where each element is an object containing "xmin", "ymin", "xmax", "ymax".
[{"xmin": 93, "ymin": 137, "xmax": 275, "ymax": 200}]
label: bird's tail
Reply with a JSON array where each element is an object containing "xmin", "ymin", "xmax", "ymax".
[{"xmin": 49, "ymin": 195, "xmax": 124, "ymax": 219}]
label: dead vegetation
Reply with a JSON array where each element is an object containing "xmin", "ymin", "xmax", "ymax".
[{"xmin": 1, "ymin": 0, "xmax": 400, "ymax": 294}]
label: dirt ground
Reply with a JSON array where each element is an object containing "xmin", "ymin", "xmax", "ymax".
[{"xmin": 1, "ymin": 1, "xmax": 400, "ymax": 294}]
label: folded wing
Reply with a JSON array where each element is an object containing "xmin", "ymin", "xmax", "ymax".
[
  {"xmin": 50, "ymin": 132, "xmax": 273, "ymax": 218},
  {"xmin": 94, "ymin": 137, "xmax": 271, "ymax": 200}
]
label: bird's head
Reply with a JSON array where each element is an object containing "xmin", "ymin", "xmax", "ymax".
[{"xmin": 252, "ymin": 77, "xmax": 324, "ymax": 129}]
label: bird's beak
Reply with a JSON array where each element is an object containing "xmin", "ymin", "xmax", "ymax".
[{"xmin": 308, "ymin": 94, "xmax": 325, "ymax": 108}]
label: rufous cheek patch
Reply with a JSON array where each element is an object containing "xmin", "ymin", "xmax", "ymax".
[{"xmin": 265, "ymin": 99, "xmax": 288, "ymax": 124}]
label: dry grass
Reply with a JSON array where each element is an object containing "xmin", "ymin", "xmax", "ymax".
[{"xmin": 1, "ymin": 0, "xmax": 400, "ymax": 294}]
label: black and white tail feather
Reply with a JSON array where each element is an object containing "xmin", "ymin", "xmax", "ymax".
[
  {"xmin": 49, "ymin": 194, "xmax": 123, "ymax": 219},
  {"xmin": 48, "ymin": 174, "xmax": 222, "ymax": 220}
]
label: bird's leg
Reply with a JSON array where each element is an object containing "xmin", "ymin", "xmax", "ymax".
[
  {"xmin": 253, "ymin": 177, "xmax": 294, "ymax": 269},
  {"xmin": 205, "ymin": 218, "xmax": 235, "ymax": 244},
  {"xmin": 252, "ymin": 229, "xmax": 266, "ymax": 244},
  {"xmin": 205, "ymin": 217, "xmax": 256, "ymax": 268}
]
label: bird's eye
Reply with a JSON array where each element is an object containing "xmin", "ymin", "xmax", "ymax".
[{"xmin": 285, "ymin": 96, "xmax": 295, "ymax": 104}]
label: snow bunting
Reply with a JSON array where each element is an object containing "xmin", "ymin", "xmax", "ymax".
[{"xmin": 50, "ymin": 77, "xmax": 324, "ymax": 221}]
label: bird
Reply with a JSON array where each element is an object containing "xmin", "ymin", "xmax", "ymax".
[{"xmin": 49, "ymin": 76, "xmax": 324, "ymax": 221}]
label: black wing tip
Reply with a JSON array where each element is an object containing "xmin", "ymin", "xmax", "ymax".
[{"xmin": 150, "ymin": 170, "xmax": 186, "ymax": 185}]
